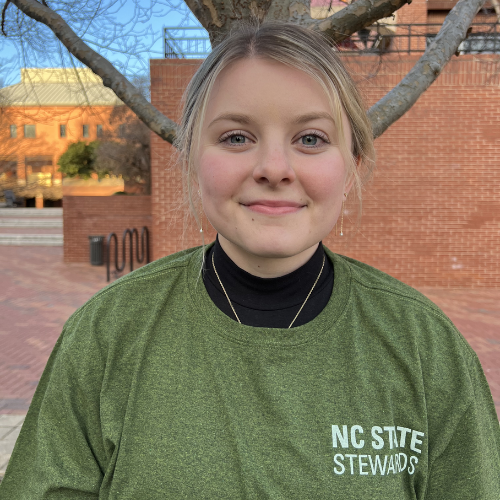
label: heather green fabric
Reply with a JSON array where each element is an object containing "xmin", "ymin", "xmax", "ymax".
[{"xmin": 1, "ymin": 245, "xmax": 499, "ymax": 499}]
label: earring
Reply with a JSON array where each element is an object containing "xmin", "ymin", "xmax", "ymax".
[{"xmin": 340, "ymin": 193, "xmax": 346, "ymax": 237}]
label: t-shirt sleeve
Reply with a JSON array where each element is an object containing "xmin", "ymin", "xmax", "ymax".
[
  {"xmin": 425, "ymin": 354, "xmax": 500, "ymax": 499},
  {"xmin": 0, "ymin": 307, "xmax": 108, "ymax": 498}
]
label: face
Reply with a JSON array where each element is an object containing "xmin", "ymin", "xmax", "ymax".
[{"xmin": 196, "ymin": 58, "xmax": 353, "ymax": 276}]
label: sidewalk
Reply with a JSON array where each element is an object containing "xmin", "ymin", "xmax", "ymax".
[
  {"xmin": 0, "ymin": 416, "xmax": 24, "ymax": 473},
  {"xmin": 0, "ymin": 246, "xmax": 108, "ymax": 477},
  {"xmin": 1, "ymin": 246, "xmax": 499, "ymax": 478}
]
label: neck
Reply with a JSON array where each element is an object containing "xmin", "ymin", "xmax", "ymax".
[{"xmin": 217, "ymin": 235, "xmax": 320, "ymax": 278}]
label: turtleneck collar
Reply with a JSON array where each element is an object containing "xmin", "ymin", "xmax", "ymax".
[{"xmin": 202, "ymin": 237, "xmax": 333, "ymax": 328}]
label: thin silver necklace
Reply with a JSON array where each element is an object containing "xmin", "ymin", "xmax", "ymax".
[{"xmin": 211, "ymin": 251, "xmax": 326, "ymax": 329}]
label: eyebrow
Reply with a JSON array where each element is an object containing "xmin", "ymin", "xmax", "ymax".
[{"xmin": 208, "ymin": 112, "xmax": 336, "ymax": 128}]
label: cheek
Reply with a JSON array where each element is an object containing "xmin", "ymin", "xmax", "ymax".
[
  {"xmin": 198, "ymin": 151, "xmax": 247, "ymax": 200},
  {"xmin": 301, "ymin": 156, "xmax": 347, "ymax": 204}
]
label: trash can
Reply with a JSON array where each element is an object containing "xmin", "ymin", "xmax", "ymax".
[{"xmin": 89, "ymin": 236, "xmax": 105, "ymax": 266}]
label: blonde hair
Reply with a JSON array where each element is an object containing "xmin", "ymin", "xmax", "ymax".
[{"xmin": 175, "ymin": 21, "xmax": 375, "ymax": 230}]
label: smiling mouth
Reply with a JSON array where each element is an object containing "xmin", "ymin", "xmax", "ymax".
[{"xmin": 243, "ymin": 200, "xmax": 305, "ymax": 215}]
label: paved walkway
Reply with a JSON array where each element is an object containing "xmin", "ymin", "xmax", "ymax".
[{"xmin": 0, "ymin": 246, "xmax": 499, "ymax": 476}]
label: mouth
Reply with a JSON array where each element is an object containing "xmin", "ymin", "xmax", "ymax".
[{"xmin": 242, "ymin": 200, "xmax": 305, "ymax": 215}]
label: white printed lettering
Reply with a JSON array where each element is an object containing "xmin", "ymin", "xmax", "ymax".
[
  {"xmin": 368, "ymin": 454, "xmax": 387, "ymax": 475},
  {"xmin": 332, "ymin": 425, "xmax": 349, "ymax": 448},
  {"xmin": 345, "ymin": 454, "xmax": 357, "ymax": 475},
  {"xmin": 408, "ymin": 455, "xmax": 419, "ymax": 475},
  {"xmin": 397, "ymin": 426, "xmax": 412, "ymax": 448},
  {"xmin": 333, "ymin": 454, "xmax": 345, "ymax": 475},
  {"xmin": 394, "ymin": 452, "xmax": 401, "ymax": 472},
  {"xmin": 398, "ymin": 453, "xmax": 408, "ymax": 472},
  {"xmin": 383, "ymin": 426, "xmax": 398, "ymax": 449},
  {"xmin": 410, "ymin": 430, "xmax": 425, "ymax": 454},
  {"xmin": 371, "ymin": 426, "xmax": 384, "ymax": 450},
  {"xmin": 351, "ymin": 425, "xmax": 365, "ymax": 449},
  {"xmin": 358, "ymin": 455, "xmax": 369, "ymax": 475},
  {"xmin": 387, "ymin": 454, "xmax": 396, "ymax": 474}
]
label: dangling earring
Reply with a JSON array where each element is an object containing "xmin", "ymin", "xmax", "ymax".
[{"xmin": 340, "ymin": 193, "xmax": 346, "ymax": 237}]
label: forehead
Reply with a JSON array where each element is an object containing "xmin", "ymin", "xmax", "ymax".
[{"xmin": 204, "ymin": 57, "xmax": 337, "ymax": 122}]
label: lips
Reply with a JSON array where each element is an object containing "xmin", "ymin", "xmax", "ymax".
[{"xmin": 243, "ymin": 200, "xmax": 304, "ymax": 215}]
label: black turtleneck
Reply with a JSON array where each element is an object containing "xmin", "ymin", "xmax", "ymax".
[{"xmin": 203, "ymin": 238, "xmax": 334, "ymax": 328}]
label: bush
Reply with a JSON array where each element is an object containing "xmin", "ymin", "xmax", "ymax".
[{"xmin": 57, "ymin": 141, "xmax": 104, "ymax": 179}]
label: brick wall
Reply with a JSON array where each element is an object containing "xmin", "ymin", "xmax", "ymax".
[
  {"xmin": 150, "ymin": 52, "xmax": 500, "ymax": 287},
  {"xmin": 63, "ymin": 196, "xmax": 152, "ymax": 263}
]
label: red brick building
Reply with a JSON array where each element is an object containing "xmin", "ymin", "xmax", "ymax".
[{"xmin": 149, "ymin": 0, "xmax": 500, "ymax": 288}]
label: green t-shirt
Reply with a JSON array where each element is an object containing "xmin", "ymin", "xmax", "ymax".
[{"xmin": 1, "ymin": 246, "xmax": 499, "ymax": 499}]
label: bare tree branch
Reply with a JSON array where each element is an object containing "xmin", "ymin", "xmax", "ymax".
[
  {"xmin": 368, "ymin": 0, "xmax": 486, "ymax": 139},
  {"xmin": 307, "ymin": 0, "xmax": 411, "ymax": 42},
  {"xmin": 189, "ymin": 0, "xmax": 411, "ymax": 45},
  {"xmin": 9, "ymin": 0, "xmax": 178, "ymax": 144},
  {"xmin": 1, "ymin": 0, "xmax": 12, "ymax": 36}
]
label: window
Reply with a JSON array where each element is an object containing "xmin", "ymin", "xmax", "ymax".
[
  {"xmin": 83, "ymin": 124, "xmax": 89, "ymax": 138},
  {"xmin": 0, "ymin": 156, "xmax": 17, "ymax": 176},
  {"xmin": 25, "ymin": 156, "xmax": 53, "ymax": 173},
  {"xmin": 24, "ymin": 125, "xmax": 36, "ymax": 138},
  {"xmin": 60, "ymin": 124, "xmax": 67, "ymax": 138},
  {"xmin": 10, "ymin": 125, "xmax": 17, "ymax": 138},
  {"xmin": 96, "ymin": 124, "xmax": 103, "ymax": 138}
]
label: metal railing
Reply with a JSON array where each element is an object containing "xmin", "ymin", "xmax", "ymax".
[
  {"xmin": 341, "ymin": 23, "xmax": 500, "ymax": 55},
  {"xmin": 106, "ymin": 227, "xmax": 150, "ymax": 282},
  {"xmin": 163, "ymin": 23, "xmax": 500, "ymax": 58},
  {"xmin": 164, "ymin": 26, "xmax": 211, "ymax": 58}
]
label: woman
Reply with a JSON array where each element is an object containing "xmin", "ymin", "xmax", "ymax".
[{"xmin": 1, "ymin": 22, "xmax": 499, "ymax": 499}]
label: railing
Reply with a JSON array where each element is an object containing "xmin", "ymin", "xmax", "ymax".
[
  {"xmin": 164, "ymin": 26, "xmax": 211, "ymax": 58},
  {"xmin": 106, "ymin": 227, "xmax": 150, "ymax": 282},
  {"xmin": 163, "ymin": 23, "xmax": 500, "ymax": 58},
  {"xmin": 340, "ymin": 23, "xmax": 500, "ymax": 55}
]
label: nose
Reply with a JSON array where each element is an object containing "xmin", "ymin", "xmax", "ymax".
[{"xmin": 252, "ymin": 144, "xmax": 296, "ymax": 187}]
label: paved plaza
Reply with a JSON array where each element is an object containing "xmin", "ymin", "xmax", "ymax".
[{"xmin": 1, "ymin": 245, "xmax": 499, "ymax": 476}]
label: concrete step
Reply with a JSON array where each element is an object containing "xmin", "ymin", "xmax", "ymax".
[
  {"xmin": 0, "ymin": 208, "xmax": 62, "ymax": 218},
  {"xmin": 0, "ymin": 227, "xmax": 62, "ymax": 234},
  {"xmin": 0, "ymin": 218, "xmax": 62, "ymax": 228},
  {"xmin": 0, "ymin": 233, "xmax": 63, "ymax": 246}
]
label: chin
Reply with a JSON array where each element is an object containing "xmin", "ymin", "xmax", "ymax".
[{"xmin": 239, "ymin": 238, "xmax": 316, "ymax": 260}]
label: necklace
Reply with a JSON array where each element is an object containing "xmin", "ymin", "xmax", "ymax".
[{"xmin": 211, "ymin": 251, "xmax": 326, "ymax": 329}]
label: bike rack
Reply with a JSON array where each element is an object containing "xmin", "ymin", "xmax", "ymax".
[{"xmin": 106, "ymin": 226, "xmax": 150, "ymax": 282}]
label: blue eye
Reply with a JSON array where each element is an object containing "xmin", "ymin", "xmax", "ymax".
[
  {"xmin": 301, "ymin": 135, "xmax": 318, "ymax": 146},
  {"xmin": 230, "ymin": 135, "xmax": 246, "ymax": 144}
]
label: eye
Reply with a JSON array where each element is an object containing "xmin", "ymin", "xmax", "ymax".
[
  {"xmin": 296, "ymin": 130, "xmax": 330, "ymax": 149},
  {"xmin": 301, "ymin": 135, "xmax": 319, "ymax": 146},
  {"xmin": 230, "ymin": 135, "xmax": 246, "ymax": 144},
  {"xmin": 218, "ymin": 131, "xmax": 252, "ymax": 147}
]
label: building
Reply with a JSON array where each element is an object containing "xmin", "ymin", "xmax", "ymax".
[
  {"xmin": 0, "ymin": 68, "xmax": 125, "ymax": 206},
  {"xmin": 150, "ymin": 0, "xmax": 500, "ymax": 287}
]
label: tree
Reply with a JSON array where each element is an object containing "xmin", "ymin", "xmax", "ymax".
[
  {"xmin": 93, "ymin": 107, "xmax": 151, "ymax": 194},
  {"xmin": 57, "ymin": 140, "xmax": 101, "ymax": 179},
  {"xmin": 0, "ymin": 0, "xmax": 488, "ymax": 143}
]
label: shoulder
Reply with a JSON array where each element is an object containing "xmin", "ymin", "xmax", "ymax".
[
  {"xmin": 328, "ymin": 251, "xmax": 490, "ymax": 419},
  {"xmin": 63, "ymin": 246, "xmax": 204, "ymax": 339},
  {"xmin": 327, "ymin": 249, "xmax": 477, "ymax": 360},
  {"xmin": 329, "ymin": 250, "xmax": 441, "ymax": 310}
]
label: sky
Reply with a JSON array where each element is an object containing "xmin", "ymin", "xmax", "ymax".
[{"xmin": 0, "ymin": 0, "xmax": 206, "ymax": 87}]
